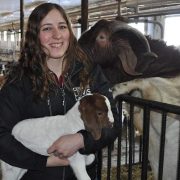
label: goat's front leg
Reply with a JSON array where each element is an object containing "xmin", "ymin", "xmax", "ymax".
[
  {"xmin": 69, "ymin": 152, "xmax": 91, "ymax": 180},
  {"xmin": 1, "ymin": 161, "xmax": 27, "ymax": 180}
]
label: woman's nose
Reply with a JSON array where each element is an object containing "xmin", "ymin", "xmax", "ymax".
[{"xmin": 52, "ymin": 28, "xmax": 61, "ymax": 39}]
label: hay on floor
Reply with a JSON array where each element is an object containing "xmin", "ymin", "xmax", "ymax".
[{"xmin": 102, "ymin": 164, "xmax": 154, "ymax": 180}]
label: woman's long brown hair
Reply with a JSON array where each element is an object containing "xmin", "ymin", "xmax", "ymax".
[{"xmin": 6, "ymin": 3, "xmax": 92, "ymax": 99}]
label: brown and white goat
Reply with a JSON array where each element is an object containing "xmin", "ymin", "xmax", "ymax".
[
  {"xmin": 112, "ymin": 76, "xmax": 180, "ymax": 180},
  {"xmin": 1, "ymin": 93, "xmax": 114, "ymax": 180}
]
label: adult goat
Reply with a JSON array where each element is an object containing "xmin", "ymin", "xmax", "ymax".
[
  {"xmin": 79, "ymin": 18, "xmax": 180, "ymax": 84},
  {"xmin": 112, "ymin": 76, "xmax": 180, "ymax": 180},
  {"xmin": 79, "ymin": 18, "xmax": 180, "ymax": 180}
]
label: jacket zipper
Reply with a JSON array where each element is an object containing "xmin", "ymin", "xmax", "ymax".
[
  {"xmin": 47, "ymin": 97, "xmax": 52, "ymax": 116},
  {"xmin": 61, "ymin": 87, "xmax": 66, "ymax": 114},
  {"xmin": 47, "ymin": 87, "xmax": 66, "ymax": 179},
  {"xmin": 60, "ymin": 75, "xmax": 66, "ymax": 114}
]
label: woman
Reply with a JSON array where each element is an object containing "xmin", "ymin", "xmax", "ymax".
[{"xmin": 0, "ymin": 3, "xmax": 119, "ymax": 180}]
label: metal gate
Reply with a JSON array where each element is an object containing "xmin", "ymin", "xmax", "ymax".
[{"xmin": 97, "ymin": 95, "xmax": 180, "ymax": 180}]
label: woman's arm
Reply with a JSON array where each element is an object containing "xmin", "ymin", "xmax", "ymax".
[{"xmin": 0, "ymin": 81, "xmax": 48, "ymax": 170}]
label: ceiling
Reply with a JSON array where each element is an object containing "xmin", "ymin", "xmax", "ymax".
[
  {"xmin": 0, "ymin": 0, "xmax": 101, "ymax": 24},
  {"xmin": 0, "ymin": 0, "xmax": 101, "ymax": 29},
  {"xmin": 0, "ymin": 0, "xmax": 180, "ymax": 30}
]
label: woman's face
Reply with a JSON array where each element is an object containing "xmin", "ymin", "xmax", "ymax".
[{"xmin": 39, "ymin": 9, "xmax": 70, "ymax": 60}]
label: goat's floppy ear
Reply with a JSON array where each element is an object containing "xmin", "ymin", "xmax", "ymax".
[
  {"xmin": 78, "ymin": 101, "xmax": 102, "ymax": 140},
  {"xmin": 113, "ymin": 38, "xmax": 142, "ymax": 76}
]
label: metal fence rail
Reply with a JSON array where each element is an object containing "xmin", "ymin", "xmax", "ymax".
[{"xmin": 98, "ymin": 94, "xmax": 180, "ymax": 180}]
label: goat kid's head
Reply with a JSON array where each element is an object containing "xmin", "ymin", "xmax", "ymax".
[{"xmin": 78, "ymin": 93, "xmax": 114, "ymax": 140}]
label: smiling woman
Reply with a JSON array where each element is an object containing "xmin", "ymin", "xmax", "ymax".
[{"xmin": 0, "ymin": 2, "xmax": 119, "ymax": 180}]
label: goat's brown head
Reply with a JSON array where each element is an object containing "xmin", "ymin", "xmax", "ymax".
[
  {"xmin": 79, "ymin": 19, "xmax": 159, "ymax": 84},
  {"xmin": 78, "ymin": 93, "xmax": 114, "ymax": 140}
]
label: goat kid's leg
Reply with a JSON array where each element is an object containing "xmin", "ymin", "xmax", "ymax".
[
  {"xmin": 69, "ymin": 152, "xmax": 91, "ymax": 180},
  {"xmin": 1, "ymin": 161, "xmax": 27, "ymax": 180},
  {"xmin": 85, "ymin": 154, "xmax": 95, "ymax": 165}
]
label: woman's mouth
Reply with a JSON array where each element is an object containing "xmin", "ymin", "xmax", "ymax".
[{"xmin": 50, "ymin": 43, "xmax": 63, "ymax": 48}]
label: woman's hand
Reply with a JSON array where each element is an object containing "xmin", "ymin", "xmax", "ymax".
[
  {"xmin": 46, "ymin": 154, "xmax": 69, "ymax": 167},
  {"xmin": 47, "ymin": 133, "xmax": 84, "ymax": 158}
]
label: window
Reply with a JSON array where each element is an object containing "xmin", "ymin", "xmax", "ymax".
[
  {"xmin": 4, "ymin": 31, "xmax": 7, "ymax": 41},
  {"xmin": 11, "ymin": 33, "xmax": 15, "ymax": 42},
  {"xmin": 164, "ymin": 16, "xmax": 180, "ymax": 46},
  {"xmin": 129, "ymin": 22, "xmax": 145, "ymax": 34}
]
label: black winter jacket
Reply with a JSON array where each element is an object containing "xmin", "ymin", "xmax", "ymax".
[{"xmin": 0, "ymin": 61, "xmax": 119, "ymax": 180}]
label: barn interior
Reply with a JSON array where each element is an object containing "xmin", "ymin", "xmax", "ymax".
[
  {"xmin": 0, "ymin": 0, "xmax": 180, "ymax": 27},
  {"xmin": 0, "ymin": 1, "xmax": 180, "ymax": 180},
  {"xmin": 0, "ymin": 0, "xmax": 180, "ymax": 66}
]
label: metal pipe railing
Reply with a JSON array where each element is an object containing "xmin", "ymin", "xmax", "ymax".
[{"xmin": 99, "ymin": 94, "xmax": 180, "ymax": 180}]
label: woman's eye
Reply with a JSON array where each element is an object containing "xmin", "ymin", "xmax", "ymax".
[
  {"xmin": 42, "ymin": 27, "xmax": 51, "ymax": 31},
  {"xmin": 59, "ymin": 25, "xmax": 67, "ymax": 30}
]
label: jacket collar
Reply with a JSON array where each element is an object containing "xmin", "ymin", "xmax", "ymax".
[{"xmin": 67, "ymin": 60, "xmax": 84, "ymax": 78}]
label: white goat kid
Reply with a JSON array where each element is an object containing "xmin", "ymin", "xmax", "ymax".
[
  {"xmin": 112, "ymin": 76, "xmax": 180, "ymax": 180},
  {"xmin": 1, "ymin": 93, "xmax": 114, "ymax": 180}
]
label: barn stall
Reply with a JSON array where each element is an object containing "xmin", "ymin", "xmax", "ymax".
[{"xmin": 0, "ymin": 0, "xmax": 180, "ymax": 180}]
